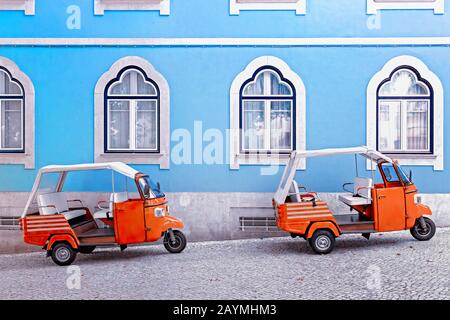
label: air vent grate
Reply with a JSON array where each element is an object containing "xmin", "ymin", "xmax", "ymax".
[
  {"xmin": 0, "ymin": 217, "xmax": 20, "ymax": 230},
  {"xmin": 239, "ymin": 216, "xmax": 278, "ymax": 232}
]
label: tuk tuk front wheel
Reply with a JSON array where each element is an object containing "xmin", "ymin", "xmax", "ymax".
[
  {"xmin": 410, "ymin": 217, "xmax": 436, "ymax": 241},
  {"xmin": 51, "ymin": 243, "xmax": 77, "ymax": 266},
  {"xmin": 308, "ymin": 230, "xmax": 335, "ymax": 254},
  {"xmin": 164, "ymin": 230, "xmax": 187, "ymax": 254}
]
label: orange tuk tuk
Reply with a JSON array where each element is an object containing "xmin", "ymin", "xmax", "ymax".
[
  {"xmin": 274, "ymin": 147, "xmax": 435, "ymax": 254},
  {"xmin": 20, "ymin": 162, "xmax": 187, "ymax": 265}
]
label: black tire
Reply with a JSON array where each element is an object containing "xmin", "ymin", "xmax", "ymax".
[
  {"xmin": 51, "ymin": 243, "xmax": 77, "ymax": 266},
  {"xmin": 78, "ymin": 246, "xmax": 96, "ymax": 254},
  {"xmin": 410, "ymin": 217, "xmax": 436, "ymax": 241},
  {"xmin": 164, "ymin": 230, "xmax": 187, "ymax": 254},
  {"xmin": 308, "ymin": 229, "xmax": 335, "ymax": 254}
]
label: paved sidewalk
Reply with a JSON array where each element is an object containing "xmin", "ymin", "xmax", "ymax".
[{"xmin": 1, "ymin": 228, "xmax": 449, "ymax": 300}]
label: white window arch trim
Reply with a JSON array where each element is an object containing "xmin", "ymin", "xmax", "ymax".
[
  {"xmin": 94, "ymin": 0, "xmax": 170, "ymax": 16},
  {"xmin": 367, "ymin": 0, "xmax": 444, "ymax": 14},
  {"xmin": 367, "ymin": 55, "xmax": 443, "ymax": 171},
  {"xmin": 230, "ymin": 56, "xmax": 306, "ymax": 170},
  {"xmin": 230, "ymin": 0, "xmax": 306, "ymax": 15},
  {"xmin": 0, "ymin": 56, "xmax": 35, "ymax": 169},
  {"xmin": 0, "ymin": 0, "xmax": 35, "ymax": 15},
  {"xmin": 95, "ymin": 56, "xmax": 170, "ymax": 169}
]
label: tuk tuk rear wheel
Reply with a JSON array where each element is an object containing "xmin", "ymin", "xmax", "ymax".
[
  {"xmin": 164, "ymin": 230, "xmax": 187, "ymax": 254},
  {"xmin": 410, "ymin": 217, "xmax": 436, "ymax": 241},
  {"xmin": 309, "ymin": 230, "xmax": 335, "ymax": 254},
  {"xmin": 51, "ymin": 243, "xmax": 77, "ymax": 266}
]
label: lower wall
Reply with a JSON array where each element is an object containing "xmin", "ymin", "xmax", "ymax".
[{"xmin": 1, "ymin": 192, "xmax": 449, "ymax": 254}]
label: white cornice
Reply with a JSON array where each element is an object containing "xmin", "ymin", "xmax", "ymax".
[{"xmin": 1, "ymin": 37, "xmax": 450, "ymax": 47}]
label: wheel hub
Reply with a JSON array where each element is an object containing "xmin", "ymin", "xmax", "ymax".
[
  {"xmin": 316, "ymin": 236, "xmax": 330, "ymax": 250},
  {"xmin": 56, "ymin": 248, "xmax": 70, "ymax": 262}
]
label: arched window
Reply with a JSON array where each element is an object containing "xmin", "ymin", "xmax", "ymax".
[
  {"xmin": 240, "ymin": 67, "xmax": 295, "ymax": 153},
  {"xmin": 105, "ymin": 67, "xmax": 159, "ymax": 152},
  {"xmin": 0, "ymin": 68, "xmax": 24, "ymax": 152},
  {"xmin": 95, "ymin": 56, "xmax": 170, "ymax": 169},
  {"xmin": 377, "ymin": 67, "xmax": 432, "ymax": 153},
  {"xmin": 367, "ymin": 55, "xmax": 443, "ymax": 171},
  {"xmin": 230, "ymin": 56, "xmax": 306, "ymax": 170}
]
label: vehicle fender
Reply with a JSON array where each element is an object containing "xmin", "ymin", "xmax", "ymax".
[
  {"xmin": 416, "ymin": 203, "xmax": 432, "ymax": 216},
  {"xmin": 47, "ymin": 234, "xmax": 79, "ymax": 250},
  {"xmin": 306, "ymin": 221, "xmax": 341, "ymax": 239},
  {"xmin": 162, "ymin": 216, "xmax": 184, "ymax": 230}
]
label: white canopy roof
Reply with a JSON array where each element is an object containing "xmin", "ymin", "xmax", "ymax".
[
  {"xmin": 22, "ymin": 162, "xmax": 140, "ymax": 217},
  {"xmin": 273, "ymin": 146, "xmax": 392, "ymax": 204},
  {"xmin": 38, "ymin": 162, "xmax": 139, "ymax": 179}
]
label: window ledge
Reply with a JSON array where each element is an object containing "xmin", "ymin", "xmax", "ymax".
[
  {"xmin": 367, "ymin": 0, "xmax": 444, "ymax": 14},
  {"xmin": 230, "ymin": 0, "xmax": 306, "ymax": 15},
  {"xmin": 94, "ymin": 0, "xmax": 170, "ymax": 15},
  {"xmin": 96, "ymin": 152, "xmax": 169, "ymax": 169},
  {"xmin": 0, "ymin": 0, "xmax": 35, "ymax": 15},
  {"xmin": 231, "ymin": 153, "xmax": 305, "ymax": 170},
  {"xmin": 0, "ymin": 153, "xmax": 34, "ymax": 169},
  {"xmin": 388, "ymin": 154, "xmax": 437, "ymax": 160}
]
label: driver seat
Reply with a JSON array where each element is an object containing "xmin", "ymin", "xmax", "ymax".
[
  {"xmin": 339, "ymin": 177, "xmax": 373, "ymax": 206},
  {"xmin": 93, "ymin": 192, "xmax": 128, "ymax": 220}
]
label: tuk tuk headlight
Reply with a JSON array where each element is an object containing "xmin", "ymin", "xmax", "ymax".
[
  {"xmin": 414, "ymin": 194, "xmax": 422, "ymax": 204},
  {"xmin": 155, "ymin": 208, "xmax": 166, "ymax": 217}
]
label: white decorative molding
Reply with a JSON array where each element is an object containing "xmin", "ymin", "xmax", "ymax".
[
  {"xmin": 367, "ymin": 55, "xmax": 444, "ymax": 171},
  {"xmin": 94, "ymin": 0, "xmax": 170, "ymax": 16},
  {"xmin": 0, "ymin": 56, "xmax": 35, "ymax": 169},
  {"xmin": 95, "ymin": 56, "xmax": 170, "ymax": 169},
  {"xmin": 0, "ymin": 0, "xmax": 35, "ymax": 15},
  {"xmin": 230, "ymin": 0, "xmax": 306, "ymax": 15},
  {"xmin": 3, "ymin": 37, "xmax": 450, "ymax": 47},
  {"xmin": 230, "ymin": 56, "xmax": 306, "ymax": 170},
  {"xmin": 367, "ymin": 0, "xmax": 444, "ymax": 14}
]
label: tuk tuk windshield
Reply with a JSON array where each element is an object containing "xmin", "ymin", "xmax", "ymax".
[
  {"xmin": 396, "ymin": 164, "xmax": 412, "ymax": 185},
  {"xmin": 138, "ymin": 176, "xmax": 165, "ymax": 199}
]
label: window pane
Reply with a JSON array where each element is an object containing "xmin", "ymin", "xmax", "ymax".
[
  {"xmin": 136, "ymin": 101, "xmax": 157, "ymax": 150},
  {"xmin": 381, "ymin": 163, "xmax": 400, "ymax": 183},
  {"xmin": 110, "ymin": 69, "xmax": 156, "ymax": 96},
  {"xmin": 137, "ymin": 73, "xmax": 156, "ymax": 95},
  {"xmin": 407, "ymin": 101, "xmax": 429, "ymax": 151},
  {"xmin": 243, "ymin": 72, "xmax": 264, "ymax": 95},
  {"xmin": 108, "ymin": 101, "xmax": 130, "ymax": 149},
  {"xmin": 270, "ymin": 73, "xmax": 292, "ymax": 96},
  {"xmin": 270, "ymin": 101, "xmax": 292, "ymax": 150},
  {"xmin": 243, "ymin": 101, "xmax": 265, "ymax": 150},
  {"xmin": 378, "ymin": 101, "xmax": 401, "ymax": 151},
  {"xmin": 0, "ymin": 70, "xmax": 22, "ymax": 96},
  {"xmin": 379, "ymin": 69, "xmax": 429, "ymax": 97},
  {"xmin": 1, "ymin": 100, "xmax": 22, "ymax": 149},
  {"xmin": 110, "ymin": 71, "xmax": 131, "ymax": 95}
]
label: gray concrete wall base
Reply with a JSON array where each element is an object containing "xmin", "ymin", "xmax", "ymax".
[{"xmin": 1, "ymin": 192, "xmax": 449, "ymax": 254}]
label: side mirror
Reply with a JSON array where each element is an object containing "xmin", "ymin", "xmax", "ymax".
[
  {"xmin": 157, "ymin": 182, "xmax": 161, "ymax": 191},
  {"xmin": 408, "ymin": 170, "xmax": 413, "ymax": 182}
]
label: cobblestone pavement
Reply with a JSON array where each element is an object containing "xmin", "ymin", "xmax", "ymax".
[{"xmin": 1, "ymin": 228, "xmax": 449, "ymax": 300}]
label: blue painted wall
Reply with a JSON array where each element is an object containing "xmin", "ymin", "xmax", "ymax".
[{"xmin": 0, "ymin": 1, "xmax": 449, "ymax": 193}]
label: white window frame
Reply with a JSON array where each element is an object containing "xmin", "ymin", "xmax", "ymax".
[
  {"xmin": 367, "ymin": 55, "xmax": 444, "ymax": 171},
  {"xmin": 367, "ymin": 0, "xmax": 444, "ymax": 14},
  {"xmin": 241, "ymin": 71, "xmax": 294, "ymax": 153},
  {"xmin": 95, "ymin": 56, "xmax": 170, "ymax": 169},
  {"xmin": 0, "ymin": 57, "xmax": 35, "ymax": 169},
  {"xmin": 230, "ymin": 56, "xmax": 306, "ymax": 170},
  {"xmin": 0, "ymin": 0, "xmax": 35, "ymax": 15},
  {"xmin": 94, "ymin": 0, "xmax": 170, "ymax": 16},
  {"xmin": 230, "ymin": 0, "xmax": 306, "ymax": 15}
]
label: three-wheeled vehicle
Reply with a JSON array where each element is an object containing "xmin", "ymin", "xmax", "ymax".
[
  {"xmin": 20, "ymin": 162, "xmax": 187, "ymax": 266},
  {"xmin": 274, "ymin": 146, "xmax": 436, "ymax": 254}
]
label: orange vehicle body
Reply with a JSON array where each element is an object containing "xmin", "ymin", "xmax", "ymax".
[
  {"xmin": 21, "ymin": 166, "xmax": 185, "ymax": 262},
  {"xmin": 276, "ymin": 161, "xmax": 432, "ymax": 240},
  {"xmin": 21, "ymin": 196, "xmax": 184, "ymax": 250}
]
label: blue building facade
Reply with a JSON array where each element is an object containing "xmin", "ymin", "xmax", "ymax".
[{"xmin": 1, "ymin": 0, "xmax": 450, "ymax": 250}]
